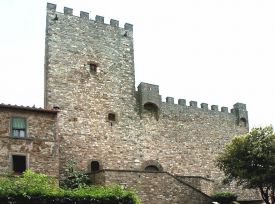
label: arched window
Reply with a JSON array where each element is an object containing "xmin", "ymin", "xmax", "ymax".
[
  {"xmin": 144, "ymin": 102, "xmax": 158, "ymax": 112},
  {"xmin": 143, "ymin": 102, "xmax": 159, "ymax": 120},
  {"xmin": 91, "ymin": 161, "xmax": 100, "ymax": 172},
  {"xmin": 239, "ymin": 118, "xmax": 247, "ymax": 127},
  {"xmin": 142, "ymin": 160, "xmax": 163, "ymax": 172},
  {"xmin": 144, "ymin": 165, "xmax": 160, "ymax": 172},
  {"xmin": 89, "ymin": 160, "xmax": 101, "ymax": 185}
]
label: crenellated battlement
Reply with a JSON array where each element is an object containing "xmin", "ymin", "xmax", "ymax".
[
  {"xmin": 46, "ymin": 3, "xmax": 133, "ymax": 31},
  {"xmin": 0, "ymin": 4, "xmax": 253, "ymax": 203},
  {"xmin": 163, "ymin": 95, "xmax": 245, "ymax": 115},
  {"xmin": 138, "ymin": 82, "xmax": 249, "ymax": 127}
]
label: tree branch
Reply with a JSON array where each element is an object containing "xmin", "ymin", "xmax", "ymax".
[{"xmin": 260, "ymin": 186, "xmax": 270, "ymax": 204}]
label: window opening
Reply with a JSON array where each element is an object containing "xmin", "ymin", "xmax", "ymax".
[
  {"xmin": 12, "ymin": 155, "xmax": 26, "ymax": 174},
  {"xmin": 143, "ymin": 103, "xmax": 159, "ymax": 121},
  {"xmin": 89, "ymin": 63, "xmax": 97, "ymax": 74},
  {"xmin": 91, "ymin": 161, "xmax": 100, "ymax": 172},
  {"xmin": 11, "ymin": 117, "xmax": 26, "ymax": 137},
  {"xmin": 145, "ymin": 165, "xmax": 159, "ymax": 172},
  {"xmin": 108, "ymin": 113, "xmax": 116, "ymax": 122},
  {"xmin": 239, "ymin": 118, "xmax": 247, "ymax": 127}
]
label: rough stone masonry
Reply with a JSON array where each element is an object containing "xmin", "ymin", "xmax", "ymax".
[{"xmin": 0, "ymin": 3, "xmax": 261, "ymax": 204}]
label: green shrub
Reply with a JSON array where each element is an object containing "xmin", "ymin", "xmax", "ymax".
[
  {"xmin": 0, "ymin": 176, "xmax": 17, "ymax": 197},
  {"xmin": 18, "ymin": 170, "xmax": 59, "ymax": 196},
  {"xmin": 0, "ymin": 170, "xmax": 58, "ymax": 197},
  {"xmin": 0, "ymin": 170, "xmax": 140, "ymax": 204},
  {"xmin": 60, "ymin": 160, "xmax": 90, "ymax": 189},
  {"xmin": 212, "ymin": 192, "xmax": 237, "ymax": 204}
]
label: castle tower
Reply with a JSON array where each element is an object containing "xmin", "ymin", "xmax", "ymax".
[
  {"xmin": 44, "ymin": 3, "xmax": 139, "ymax": 172},
  {"xmin": 45, "ymin": 3, "xmax": 135, "ymax": 109},
  {"xmin": 43, "ymin": 3, "xmax": 257, "ymax": 202}
]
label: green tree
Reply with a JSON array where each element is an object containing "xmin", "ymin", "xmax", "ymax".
[{"xmin": 216, "ymin": 126, "xmax": 275, "ymax": 204}]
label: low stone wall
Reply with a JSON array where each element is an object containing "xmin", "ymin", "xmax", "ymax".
[
  {"xmin": 91, "ymin": 170, "xmax": 213, "ymax": 204},
  {"xmin": 176, "ymin": 176, "xmax": 214, "ymax": 196}
]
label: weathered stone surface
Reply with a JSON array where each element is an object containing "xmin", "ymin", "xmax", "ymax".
[
  {"xmin": 0, "ymin": 107, "xmax": 58, "ymax": 177},
  {"xmin": 95, "ymin": 170, "xmax": 213, "ymax": 204},
  {"xmin": 43, "ymin": 4, "xmax": 256, "ymax": 202},
  {"xmin": 0, "ymin": 3, "xmax": 258, "ymax": 204},
  {"xmin": 45, "ymin": 4, "xmax": 245, "ymax": 170},
  {"xmin": 176, "ymin": 176, "xmax": 215, "ymax": 196}
]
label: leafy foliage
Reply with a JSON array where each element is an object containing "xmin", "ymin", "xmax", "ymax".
[
  {"xmin": 211, "ymin": 192, "xmax": 237, "ymax": 204},
  {"xmin": 60, "ymin": 160, "xmax": 90, "ymax": 189},
  {"xmin": 0, "ymin": 170, "xmax": 140, "ymax": 204},
  {"xmin": 216, "ymin": 126, "xmax": 275, "ymax": 204},
  {"xmin": 0, "ymin": 170, "xmax": 58, "ymax": 197}
]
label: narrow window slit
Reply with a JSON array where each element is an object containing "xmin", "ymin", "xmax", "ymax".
[{"xmin": 89, "ymin": 63, "xmax": 98, "ymax": 74}]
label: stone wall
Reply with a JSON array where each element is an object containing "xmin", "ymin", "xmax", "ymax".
[
  {"xmin": 44, "ymin": 3, "xmax": 257, "ymax": 201},
  {"xmin": 45, "ymin": 4, "xmax": 138, "ymax": 175},
  {"xmin": 0, "ymin": 106, "xmax": 58, "ymax": 177},
  {"xmin": 177, "ymin": 176, "xmax": 214, "ymax": 196},
  {"xmin": 93, "ymin": 170, "xmax": 213, "ymax": 204}
]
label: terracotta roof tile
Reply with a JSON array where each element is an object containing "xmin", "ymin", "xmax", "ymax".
[{"xmin": 0, "ymin": 103, "xmax": 59, "ymax": 113}]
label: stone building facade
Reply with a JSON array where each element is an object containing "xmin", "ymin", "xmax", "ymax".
[
  {"xmin": 0, "ymin": 3, "xmax": 261, "ymax": 203},
  {"xmin": 0, "ymin": 104, "xmax": 59, "ymax": 177}
]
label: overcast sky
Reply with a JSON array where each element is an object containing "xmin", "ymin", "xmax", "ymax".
[{"xmin": 0, "ymin": 0, "xmax": 274, "ymax": 128}]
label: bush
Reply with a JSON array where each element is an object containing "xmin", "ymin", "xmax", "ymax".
[
  {"xmin": 60, "ymin": 160, "xmax": 90, "ymax": 189},
  {"xmin": 212, "ymin": 192, "xmax": 237, "ymax": 204},
  {"xmin": 0, "ymin": 170, "xmax": 58, "ymax": 197},
  {"xmin": 0, "ymin": 170, "xmax": 140, "ymax": 204}
]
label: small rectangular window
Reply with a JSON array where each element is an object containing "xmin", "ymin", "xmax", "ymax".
[
  {"xmin": 11, "ymin": 117, "xmax": 26, "ymax": 137},
  {"xmin": 89, "ymin": 63, "xmax": 97, "ymax": 74},
  {"xmin": 108, "ymin": 113, "xmax": 116, "ymax": 122},
  {"xmin": 12, "ymin": 155, "xmax": 26, "ymax": 174}
]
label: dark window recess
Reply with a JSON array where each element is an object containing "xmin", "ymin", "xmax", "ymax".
[
  {"xmin": 239, "ymin": 118, "xmax": 247, "ymax": 127},
  {"xmin": 12, "ymin": 155, "xmax": 26, "ymax": 174},
  {"xmin": 145, "ymin": 165, "xmax": 159, "ymax": 172},
  {"xmin": 144, "ymin": 103, "xmax": 158, "ymax": 112},
  {"xmin": 143, "ymin": 102, "xmax": 159, "ymax": 121},
  {"xmin": 89, "ymin": 63, "xmax": 97, "ymax": 73},
  {"xmin": 91, "ymin": 161, "xmax": 100, "ymax": 172},
  {"xmin": 12, "ymin": 118, "xmax": 26, "ymax": 137},
  {"xmin": 108, "ymin": 113, "xmax": 116, "ymax": 122}
]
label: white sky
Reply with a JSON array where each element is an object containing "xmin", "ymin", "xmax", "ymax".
[{"xmin": 0, "ymin": 0, "xmax": 274, "ymax": 128}]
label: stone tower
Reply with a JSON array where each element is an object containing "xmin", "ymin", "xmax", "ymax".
[
  {"xmin": 44, "ymin": 3, "xmax": 139, "ymax": 171},
  {"xmin": 43, "ymin": 3, "xmax": 258, "ymax": 203}
]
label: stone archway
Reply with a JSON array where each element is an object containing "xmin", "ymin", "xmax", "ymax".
[{"xmin": 141, "ymin": 160, "xmax": 163, "ymax": 172}]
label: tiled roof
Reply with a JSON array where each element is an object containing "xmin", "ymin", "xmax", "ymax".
[{"xmin": 0, "ymin": 103, "xmax": 59, "ymax": 113}]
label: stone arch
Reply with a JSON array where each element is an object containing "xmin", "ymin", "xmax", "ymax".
[
  {"xmin": 87, "ymin": 159, "xmax": 102, "ymax": 173},
  {"xmin": 91, "ymin": 161, "xmax": 100, "ymax": 171},
  {"xmin": 145, "ymin": 165, "xmax": 160, "ymax": 172},
  {"xmin": 144, "ymin": 102, "xmax": 158, "ymax": 112},
  {"xmin": 143, "ymin": 102, "xmax": 159, "ymax": 120},
  {"xmin": 239, "ymin": 117, "xmax": 247, "ymax": 127},
  {"xmin": 141, "ymin": 160, "xmax": 163, "ymax": 172}
]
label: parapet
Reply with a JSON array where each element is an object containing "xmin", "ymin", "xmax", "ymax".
[
  {"xmin": 46, "ymin": 3, "xmax": 133, "ymax": 31},
  {"xmin": 138, "ymin": 83, "xmax": 161, "ymax": 109},
  {"xmin": 231, "ymin": 103, "xmax": 249, "ymax": 127},
  {"xmin": 137, "ymin": 83, "xmax": 162, "ymax": 120},
  {"xmin": 137, "ymin": 82, "xmax": 249, "ymax": 128}
]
